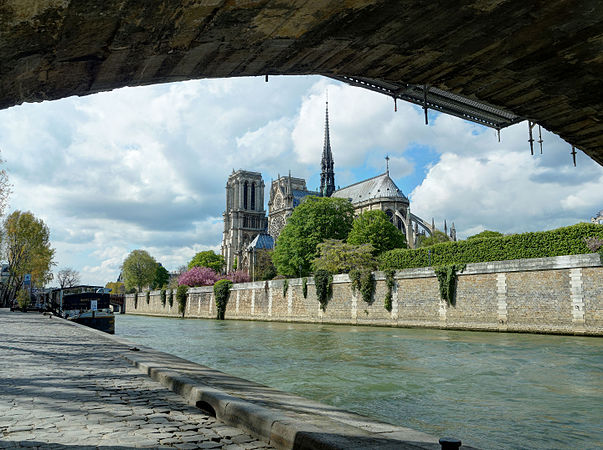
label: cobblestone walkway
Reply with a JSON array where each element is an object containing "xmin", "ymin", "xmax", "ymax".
[{"xmin": 0, "ymin": 310, "xmax": 273, "ymax": 449}]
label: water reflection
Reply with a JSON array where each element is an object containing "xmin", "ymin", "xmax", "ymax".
[{"xmin": 116, "ymin": 315, "xmax": 603, "ymax": 449}]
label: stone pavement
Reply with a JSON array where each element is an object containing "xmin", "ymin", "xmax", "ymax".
[{"xmin": 0, "ymin": 310, "xmax": 273, "ymax": 449}]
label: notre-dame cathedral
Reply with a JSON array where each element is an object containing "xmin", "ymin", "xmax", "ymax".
[{"xmin": 221, "ymin": 101, "xmax": 454, "ymax": 274}]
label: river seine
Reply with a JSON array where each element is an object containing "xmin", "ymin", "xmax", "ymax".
[{"xmin": 116, "ymin": 315, "xmax": 602, "ymax": 449}]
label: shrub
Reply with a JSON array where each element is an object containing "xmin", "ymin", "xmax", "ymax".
[
  {"xmin": 176, "ymin": 285, "xmax": 188, "ymax": 316},
  {"xmin": 214, "ymin": 279, "xmax": 233, "ymax": 320},
  {"xmin": 380, "ymin": 223, "xmax": 603, "ymax": 270},
  {"xmin": 160, "ymin": 288, "xmax": 166, "ymax": 307},
  {"xmin": 145, "ymin": 290, "xmax": 150, "ymax": 304},
  {"xmin": 17, "ymin": 289, "xmax": 30, "ymax": 310},
  {"xmin": 313, "ymin": 239, "xmax": 377, "ymax": 274},
  {"xmin": 178, "ymin": 267, "xmax": 219, "ymax": 287},
  {"xmin": 467, "ymin": 230, "xmax": 504, "ymax": 240},
  {"xmin": 349, "ymin": 269, "xmax": 375, "ymax": 305},
  {"xmin": 302, "ymin": 277, "xmax": 308, "ymax": 298},
  {"xmin": 434, "ymin": 264, "xmax": 466, "ymax": 306},
  {"xmin": 226, "ymin": 270, "xmax": 251, "ymax": 283},
  {"xmin": 314, "ymin": 269, "xmax": 332, "ymax": 312}
]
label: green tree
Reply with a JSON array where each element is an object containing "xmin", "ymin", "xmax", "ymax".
[
  {"xmin": 417, "ymin": 230, "xmax": 451, "ymax": 247},
  {"xmin": 313, "ymin": 239, "xmax": 377, "ymax": 274},
  {"xmin": 347, "ymin": 210, "xmax": 406, "ymax": 254},
  {"xmin": 121, "ymin": 250, "xmax": 157, "ymax": 292},
  {"xmin": 151, "ymin": 264, "xmax": 170, "ymax": 289},
  {"xmin": 467, "ymin": 230, "xmax": 504, "ymax": 240},
  {"xmin": 188, "ymin": 250, "xmax": 225, "ymax": 272},
  {"xmin": 1, "ymin": 211, "xmax": 55, "ymax": 306},
  {"xmin": 272, "ymin": 196, "xmax": 354, "ymax": 276},
  {"xmin": 253, "ymin": 249, "xmax": 276, "ymax": 280},
  {"xmin": 105, "ymin": 281, "xmax": 125, "ymax": 294}
]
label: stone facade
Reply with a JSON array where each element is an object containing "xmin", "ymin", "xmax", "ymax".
[
  {"xmin": 221, "ymin": 170, "xmax": 267, "ymax": 273},
  {"xmin": 126, "ymin": 254, "xmax": 603, "ymax": 336},
  {"xmin": 267, "ymin": 174, "xmax": 317, "ymax": 241}
]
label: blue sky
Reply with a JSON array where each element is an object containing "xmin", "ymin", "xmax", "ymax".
[{"xmin": 0, "ymin": 75, "xmax": 601, "ymax": 286}]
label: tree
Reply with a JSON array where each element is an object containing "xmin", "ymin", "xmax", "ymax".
[
  {"xmin": 272, "ymin": 196, "xmax": 354, "ymax": 277},
  {"xmin": 178, "ymin": 267, "xmax": 219, "ymax": 287},
  {"xmin": 347, "ymin": 210, "xmax": 406, "ymax": 254},
  {"xmin": 313, "ymin": 239, "xmax": 377, "ymax": 274},
  {"xmin": 151, "ymin": 264, "xmax": 170, "ymax": 289},
  {"xmin": 105, "ymin": 281, "xmax": 125, "ymax": 295},
  {"xmin": 417, "ymin": 230, "xmax": 451, "ymax": 247},
  {"xmin": 253, "ymin": 249, "xmax": 276, "ymax": 280},
  {"xmin": 57, "ymin": 267, "xmax": 80, "ymax": 288},
  {"xmin": 121, "ymin": 250, "xmax": 157, "ymax": 292},
  {"xmin": 467, "ymin": 230, "xmax": 504, "ymax": 240},
  {"xmin": 188, "ymin": 250, "xmax": 225, "ymax": 272},
  {"xmin": 1, "ymin": 211, "xmax": 55, "ymax": 306}
]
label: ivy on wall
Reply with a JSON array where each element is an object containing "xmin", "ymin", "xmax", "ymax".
[
  {"xmin": 160, "ymin": 288, "xmax": 166, "ymax": 307},
  {"xmin": 133, "ymin": 292, "xmax": 138, "ymax": 309},
  {"xmin": 214, "ymin": 279, "xmax": 232, "ymax": 320},
  {"xmin": 176, "ymin": 285, "xmax": 188, "ymax": 317},
  {"xmin": 433, "ymin": 264, "xmax": 466, "ymax": 306},
  {"xmin": 145, "ymin": 290, "xmax": 150, "ymax": 304},
  {"xmin": 384, "ymin": 269, "xmax": 396, "ymax": 312},
  {"xmin": 379, "ymin": 223, "xmax": 603, "ymax": 270},
  {"xmin": 314, "ymin": 270, "xmax": 332, "ymax": 311},
  {"xmin": 168, "ymin": 289, "xmax": 174, "ymax": 307},
  {"xmin": 302, "ymin": 277, "xmax": 308, "ymax": 298},
  {"xmin": 283, "ymin": 279, "xmax": 289, "ymax": 298},
  {"xmin": 349, "ymin": 269, "xmax": 375, "ymax": 305}
]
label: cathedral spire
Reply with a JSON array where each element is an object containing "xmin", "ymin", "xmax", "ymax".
[{"xmin": 320, "ymin": 97, "xmax": 335, "ymax": 197}]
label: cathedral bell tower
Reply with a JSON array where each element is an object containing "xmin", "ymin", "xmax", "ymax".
[
  {"xmin": 320, "ymin": 99, "xmax": 336, "ymax": 197},
  {"xmin": 221, "ymin": 170, "xmax": 267, "ymax": 273}
]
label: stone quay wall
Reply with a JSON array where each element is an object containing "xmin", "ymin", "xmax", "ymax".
[{"xmin": 125, "ymin": 254, "xmax": 603, "ymax": 336}]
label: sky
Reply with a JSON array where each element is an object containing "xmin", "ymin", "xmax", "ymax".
[{"xmin": 0, "ymin": 75, "xmax": 601, "ymax": 286}]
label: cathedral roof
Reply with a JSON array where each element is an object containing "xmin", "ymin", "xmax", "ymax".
[
  {"xmin": 247, "ymin": 232, "xmax": 274, "ymax": 251},
  {"xmin": 332, "ymin": 172, "xmax": 408, "ymax": 204},
  {"xmin": 292, "ymin": 189, "xmax": 319, "ymax": 207}
]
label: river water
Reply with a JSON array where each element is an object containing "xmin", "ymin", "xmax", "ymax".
[{"xmin": 115, "ymin": 315, "xmax": 602, "ymax": 449}]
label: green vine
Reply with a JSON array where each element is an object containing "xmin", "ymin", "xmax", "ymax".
[
  {"xmin": 133, "ymin": 292, "xmax": 138, "ymax": 309},
  {"xmin": 176, "ymin": 285, "xmax": 188, "ymax": 317},
  {"xmin": 214, "ymin": 279, "xmax": 233, "ymax": 320},
  {"xmin": 314, "ymin": 269, "xmax": 333, "ymax": 312},
  {"xmin": 160, "ymin": 288, "xmax": 167, "ymax": 307},
  {"xmin": 349, "ymin": 269, "xmax": 375, "ymax": 305},
  {"xmin": 168, "ymin": 289, "xmax": 174, "ymax": 307},
  {"xmin": 433, "ymin": 264, "xmax": 466, "ymax": 306},
  {"xmin": 384, "ymin": 269, "xmax": 396, "ymax": 312},
  {"xmin": 145, "ymin": 290, "xmax": 150, "ymax": 304},
  {"xmin": 283, "ymin": 279, "xmax": 289, "ymax": 298},
  {"xmin": 302, "ymin": 277, "xmax": 308, "ymax": 298}
]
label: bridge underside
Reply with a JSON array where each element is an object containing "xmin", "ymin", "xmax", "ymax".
[{"xmin": 1, "ymin": 1, "xmax": 602, "ymax": 165}]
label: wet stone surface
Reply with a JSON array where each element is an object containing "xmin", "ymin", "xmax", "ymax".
[{"xmin": 0, "ymin": 310, "xmax": 273, "ymax": 449}]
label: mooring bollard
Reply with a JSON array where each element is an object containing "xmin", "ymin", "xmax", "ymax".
[{"xmin": 439, "ymin": 437, "xmax": 462, "ymax": 449}]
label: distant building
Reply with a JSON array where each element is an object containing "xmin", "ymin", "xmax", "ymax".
[
  {"xmin": 221, "ymin": 99, "xmax": 456, "ymax": 274},
  {"xmin": 592, "ymin": 210, "xmax": 603, "ymax": 225}
]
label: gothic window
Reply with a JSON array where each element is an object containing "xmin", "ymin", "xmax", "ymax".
[
  {"xmin": 385, "ymin": 209, "xmax": 394, "ymax": 223},
  {"xmin": 251, "ymin": 182, "xmax": 256, "ymax": 210},
  {"xmin": 397, "ymin": 216, "xmax": 403, "ymax": 230},
  {"xmin": 244, "ymin": 181, "xmax": 248, "ymax": 209},
  {"xmin": 243, "ymin": 216, "xmax": 248, "ymax": 227}
]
